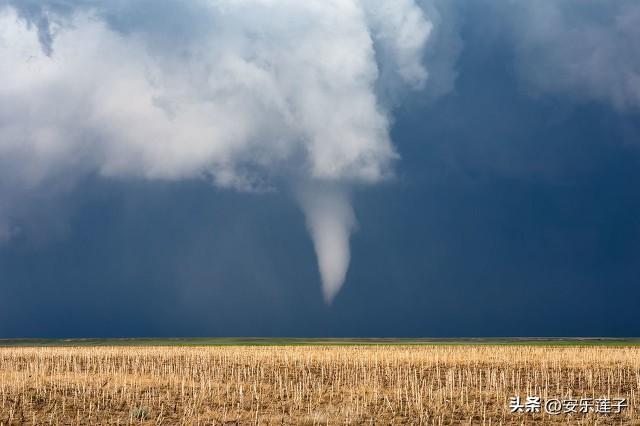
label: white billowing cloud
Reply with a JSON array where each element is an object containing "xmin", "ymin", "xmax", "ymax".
[
  {"xmin": 0, "ymin": 1, "xmax": 436, "ymax": 300},
  {"xmin": 363, "ymin": 0, "xmax": 432, "ymax": 89},
  {"xmin": 0, "ymin": 0, "xmax": 433, "ymax": 187},
  {"xmin": 509, "ymin": 1, "xmax": 640, "ymax": 111}
]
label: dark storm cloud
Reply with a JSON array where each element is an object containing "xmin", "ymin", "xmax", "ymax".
[{"xmin": 1, "ymin": 1, "xmax": 640, "ymax": 336}]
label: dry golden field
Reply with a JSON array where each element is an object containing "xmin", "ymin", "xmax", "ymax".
[{"xmin": 0, "ymin": 345, "xmax": 639, "ymax": 425}]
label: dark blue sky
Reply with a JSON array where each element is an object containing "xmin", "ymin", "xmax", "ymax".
[{"xmin": 1, "ymin": 1, "xmax": 640, "ymax": 337}]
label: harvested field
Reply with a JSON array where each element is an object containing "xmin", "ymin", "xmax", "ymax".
[{"xmin": 0, "ymin": 345, "xmax": 638, "ymax": 424}]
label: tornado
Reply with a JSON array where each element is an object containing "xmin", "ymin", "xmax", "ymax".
[
  {"xmin": 298, "ymin": 186, "xmax": 356, "ymax": 303},
  {"xmin": 0, "ymin": 0, "xmax": 438, "ymax": 301}
]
